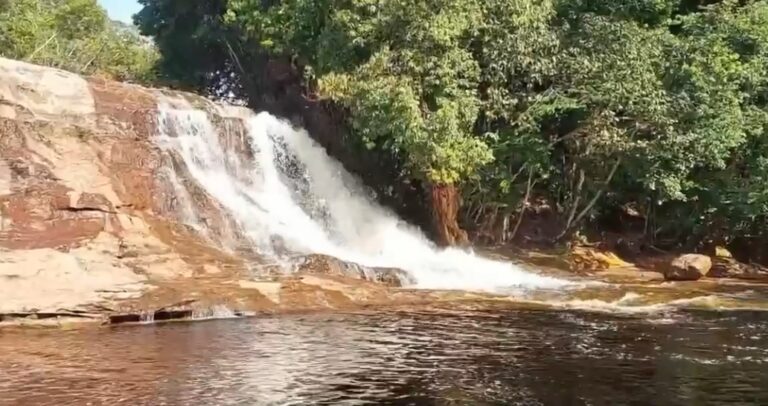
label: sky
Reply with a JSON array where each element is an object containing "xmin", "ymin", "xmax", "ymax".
[{"xmin": 98, "ymin": 0, "xmax": 142, "ymax": 24}]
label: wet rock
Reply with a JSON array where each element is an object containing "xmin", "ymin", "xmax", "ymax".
[
  {"xmin": 614, "ymin": 237, "xmax": 643, "ymax": 261},
  {"xmin": 734, "ymin": 266, "xmax": 768, "ymax": 281},
  {"xmin": 0, "ymin": 57, "xmax": 261, "ymax": 316},
  {"xmin": 0, "ymin": 311, "xmax": 99, "ymax": 322},
  {"xmin": 708, "ymin": 258, "xmax": 768, "ymax": 281},
  {"xmin": 0, "ymin": 56, "xmax": 433, "ymax": 323},
  {"xmin": 708, "ymin": 258, "xmax": 742, "ymax": 278},
  {"xmin": 665, "ymin": 254, "xmax": 711, "ymax": 281},
  {"xmin": 569, "ymin": 246, "xmax": 632, "ymax": 272},
  {"xmin": 295, "ymin": 254, "xmax": 413, "ymax": 287},
  {"xmin": 369, "ymin": 267, "xmax": 413, "ymax": 287},
  {"xmin": 106, "ymin": 300, "xmax": 251, "ymax": 325}
]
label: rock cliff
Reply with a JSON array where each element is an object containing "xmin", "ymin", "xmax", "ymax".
[{"xmin": 0, "ymin": 58, "xmax": 428, "ymax": 325}]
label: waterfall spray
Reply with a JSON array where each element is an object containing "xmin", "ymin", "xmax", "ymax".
[{"xmin": 155, "ymin": 98, "xmax": 569, "ymax": 292}]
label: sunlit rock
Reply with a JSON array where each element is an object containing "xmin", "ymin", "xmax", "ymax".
[{"xmin": 665, "ymin": 254, "xmax": 711, "ymax": 281}]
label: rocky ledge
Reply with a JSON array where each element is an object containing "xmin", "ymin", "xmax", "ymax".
[
  {"xmin": 0, "ymin": 57, "xmax": 435, "ymax": 327},
  {"xmin": 565, "ymin": 243, "xmax": 768, "ymax": 284}
]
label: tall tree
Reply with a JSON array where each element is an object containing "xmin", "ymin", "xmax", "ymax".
[{"xmin": 136, "ymin": 0, "xmax": 768, "ymax": 257}]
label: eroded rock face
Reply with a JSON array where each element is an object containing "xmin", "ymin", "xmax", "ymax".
[
  {"xmin": 0, "ymin": 57, "xmax": 415, "ymax": 323},
  {"xmin": 665, "ymin": 254, "xmax": 712, "ymax": 281},
  {"xmin": 0, "ymin": 233, "xmax": 146, "ymax": 314}
]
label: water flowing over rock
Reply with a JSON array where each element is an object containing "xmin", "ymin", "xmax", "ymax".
[
  {"xmin": 293, "ymin": 254, "xmax": 414, "ymax": 287},
  {"xmin": 0, "ymin": 57, "xmax": 567, "ymax": 322}
]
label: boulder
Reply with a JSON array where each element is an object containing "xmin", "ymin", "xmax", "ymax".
[
  {"xmin": 294, "ymin": 254, "xmax": 414, "ymax": 287},
  {"xmin": 569, "ymin": 246, "xmax": 632, "ymax": 272},
  {"xmin": 708, "ymin": 258, "xmax": 768, "ymax": 281},
  {"xmin": 715, "ymin": 246, "xmax": 733, "ymax": 259},
  {"xmin": 665, "ymin": 254, "xmax": 711, "ymax": 281},
  {"xmin": 707, "ymin": 258, "xmax": 743, "ymax": 278}
]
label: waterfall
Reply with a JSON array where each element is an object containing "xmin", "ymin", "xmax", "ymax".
[{"xmin": 155, "ymin": 98, "xmax": 568, "ymax": 292}]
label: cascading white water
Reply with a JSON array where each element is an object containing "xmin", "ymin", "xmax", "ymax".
[{"xmin": 155, "ymin": 98, "xmax": 569, "ymax": 292}]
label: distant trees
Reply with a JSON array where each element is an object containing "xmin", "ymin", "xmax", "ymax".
[
  {"xmin": 136, "ymin": 0, "xmax": 768, "ymax": 253},
  {"xmin": 0, "ymin": 0, "xmax": 157, "ymax": 82}
]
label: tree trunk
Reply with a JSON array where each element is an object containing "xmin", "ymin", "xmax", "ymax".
[{"xmin": 429, "ymin": 183, "xmax": 469, "ymax": 247}]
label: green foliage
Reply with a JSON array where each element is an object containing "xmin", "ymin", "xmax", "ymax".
[
  {"xmin": 227, "ymin": 0, "xmax": 493, "ymax": 185},
  {"xmin": 0, "ymin": 0, "xmax": 157, "ymax": 82},
  {"xmin": 468, "ymin": 0, "xmax": 768, "ymax": 244},
  {"xmin": 139, "ymin": 0, "xmax": 768, "ymax": 247},
  {"xmin": 135, "ymin": 0, "xmax": 233, "ymax": 93}
]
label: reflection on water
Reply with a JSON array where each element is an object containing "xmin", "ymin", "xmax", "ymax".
[{"xmin": 2, "ymin": 309, "xmax": 768, "ymax": 405}]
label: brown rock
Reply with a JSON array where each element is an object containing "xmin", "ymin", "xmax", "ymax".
[
  {"xmin": 295, "ymin": 254, "xmax": 413, "ymax": 287},
  {"xmin": 87, "ymin": 76, "xmax": 157, "ymax": 140},
  {"xmin": 733, "ymin": 266, "xmax": 768, "ymax": 281},
  {"xmin": 429, "ymin": 183, "xmax": 469, "ymax": 247},
  {"xmin": 569, "ymin": 246, "xmax": 632, "ymax": 272},
  {"xmin": 665, "ymin": 254, "xmax": 711, "ymax": 281},
  {"xmin": 708, "ymin": 258, "xmax": 768, "ymax": 281},
  {"xmin": 0, "ymin": 56, "xmax": 430, "ymax": 322},
  {"xmin": 707, "ymin": 258, "xmax": 742, "ymax": 278},
  {"xmin": 0, "ymin": 181, "xmax": 111, "ymax": 250}
]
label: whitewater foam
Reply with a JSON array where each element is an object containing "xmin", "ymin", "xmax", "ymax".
[
  {"xmin": 155, "ymin": 99, "xmax": 569, "ymax": 293},
  {"xmin": 537, "ymin": 293, "xmax": 733, "ymax": 315}
]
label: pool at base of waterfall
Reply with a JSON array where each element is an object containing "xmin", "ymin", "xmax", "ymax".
[{"xmin": 2, "ymin": 308, "xmax": 767, "ymax": 405}]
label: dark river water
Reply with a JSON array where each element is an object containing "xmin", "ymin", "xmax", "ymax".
[{"xmin": 2, "ymin": 308, "xmax": 768, "ymax": 405}]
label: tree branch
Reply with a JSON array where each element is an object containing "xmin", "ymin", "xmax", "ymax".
[
  {"xmin": 224, "ymin": 39, "xmax": 246, "ymax": 77},
  {"xmin": 557, "ymin": 157, "xmax": 622, "ymax": 240},
  {"xmin": 563, "ymin": 167, "xmax": 585, "ymax": 232},
  {"xmin": 81, "ymin": 42, "xmax": 107, "ymax": 73},
  {"xmin": 26, "ymin": 32, "xmax": 57, "ymax": 61},
  {"xmin": 510, "ymin": 167, "xmax": 536, "ymax": 241}
]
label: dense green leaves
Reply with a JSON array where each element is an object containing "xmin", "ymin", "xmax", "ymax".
[
  {"xmin": 226, "ymin": 0, "xmax": 492, "ymax": 184},
  {"xmin": 0, "ymin": 0, "xmax": 157, "ymax": 82},
  {"xmin": 135, "ymin": 0, "xmax": 234, "ymax": 93},
  {"xmin": 470, "ymin": 0, "xmax": 768, "ymax": 245},
  {"xmin": 138, "ymin": 0, "xmax": 768, "ymax": 248}
]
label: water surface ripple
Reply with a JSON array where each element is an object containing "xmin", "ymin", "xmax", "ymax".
[{"xmin": 2, "ymin": 309, "xmax": 767, "ymax": 405}]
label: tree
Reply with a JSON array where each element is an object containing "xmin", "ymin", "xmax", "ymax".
[
  {"xmin": 137, "ymin": 0, "xmax": 768, "ymax": 258},
  {"xmin": 134, "ymin": 0, "xmax": 235, "ymax": 94},
  {"xmin": 0, "ymin": 0, "xmax": 158, "ymax": 82},
  {"xmin": 222, "ymin": 0, "xmax": 495, "ymax": 245}
]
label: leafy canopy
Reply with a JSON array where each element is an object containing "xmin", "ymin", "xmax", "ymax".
[
  {"xmin": 137, "ymin": 0, "xmax": 768, "ymax": 246},
  {"xmin": 0, "ymin": 0, "xmax": 157, "ymax": 82},
  {"xmin": 226, "ymin": 0, "xmax": 494, "ymax": 185}
]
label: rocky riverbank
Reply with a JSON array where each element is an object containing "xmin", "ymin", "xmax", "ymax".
[
  {"xmin": 564, "ymin": 244, "xmax": 768, "ymax": 283},
  {"xmin": 2, "ymin": 57, "xmax": 549, "ymax": 327},
  {"xmin": 3, "ymin": 57, "xmax": 768, "ymax": 328},
  {"xmin": 0, "ymin": 57, "xmax": 437, "ymax": 326}
]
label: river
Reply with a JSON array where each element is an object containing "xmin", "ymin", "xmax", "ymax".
[
  {"xmin": 2, "ymin": 67, "xmax": 767, "ymax": 406},
  {"xmin": 2, "ymin": 308, "xmax": 767, "ymax": 405}
]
